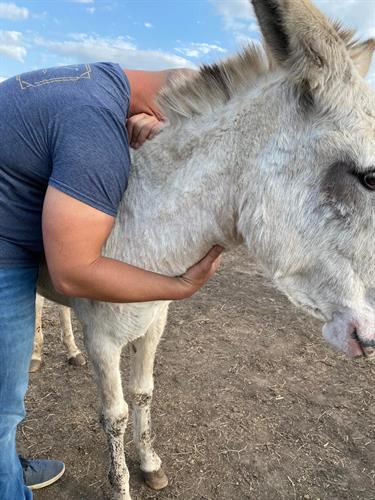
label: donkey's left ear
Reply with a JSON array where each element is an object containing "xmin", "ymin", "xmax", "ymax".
[{"xmin": 349, "ymin": 39, "xmax": 375, "ymax": 78}]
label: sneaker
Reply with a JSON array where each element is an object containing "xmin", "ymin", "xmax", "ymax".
[{"xmin": 19, "ymin": 456, "xmax": 65, "ymax": 490}]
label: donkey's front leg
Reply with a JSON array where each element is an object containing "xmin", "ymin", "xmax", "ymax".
[
  {"xmin": 86, "ymin": 334, "xmax": 131, "ymax": 500},
  {"xmin": 58, "ymin": 306, "xmax": 86, "ymax": 366},
  {"xmin": 30, "ymin": 294, "xmax": 44, "ymax": 372},
  {"xmin": 129, "ymin": 307, "xmax": 169, "ymax": 491}
]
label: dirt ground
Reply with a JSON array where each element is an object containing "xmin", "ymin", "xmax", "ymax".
[{"xmin": 19, "ymin": 248, "xmax": 375, "ymax": 500}]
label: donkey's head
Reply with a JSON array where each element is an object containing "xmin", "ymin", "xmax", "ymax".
[{"xmin": 238, "ymin": 0, "xmax": 375, "ymax": 358}]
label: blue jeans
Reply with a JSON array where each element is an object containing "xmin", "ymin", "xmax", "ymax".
[{"xmin": 0, "ymin": 266, "xmax": 38, "ymax": 500}]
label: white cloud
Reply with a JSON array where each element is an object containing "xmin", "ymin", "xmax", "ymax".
[
  {"xmin": 0, "ymin": 75, "xmax": 8, "ymax": 82},
  {"xmin": 0, "ymin": 30, "xmax": 26, "ymax": 61},
  {"xmin": 32, "ymin": 11, "xmax": 47, "ymax": 20},
  {"xmin": 86, "ymin": 7, "xmax": 95, "ymax": 14},
  {"xmin": 210, "ymin": 0, "xmax": 251, "ymax": 23},
  {"xmin": 212, "ymin": 0, "xmax": 374, "ymax": 38},
  {"xmin": 144, "ymin": 22, "xmax": 153, "ymax": 29},
  {"xmin": 34, "ymin": 33, "xmax": 196, "ymax": 70},
  {"xmin": 316, "ymin": 1, "xmax": 375, "ymax": 86},
  {"xmin": 209, "ymin": 0, "xmax": 258, "ymax": 44},
  {"xmin": 0, "ymin": 2, "xmax": 28, "ymax": 20},
  {"xmin": 211, "ymin": 0, "xmax": 375, "ymax": 87},
  {"xmin": 176, "ymin": 48, "xmax": 200, "ymax": 58},
  {"xmin": 316, "ymin": 0, "xmax": 374, "ymax": 38},
  {"xmin": 175, "ymin": 42, "xmax": 227, "ymax": 58},
  {"xmin": 71, "ymin": 0, "xmax": 94, "ymax": 3}
]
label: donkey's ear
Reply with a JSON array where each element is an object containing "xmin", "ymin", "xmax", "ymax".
[
  {"xmin": 251, "ymin": 0, "xmax": 348, "ymax": 89},
  {"xmin": 348, "ymin": 39, "xmax": 375, "ymax": 78},
  {"xmin": 250, "ymin": 0, "xmax": 290, "ymax": 66}
]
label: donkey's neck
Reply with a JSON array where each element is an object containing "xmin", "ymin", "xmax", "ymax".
[
  {"xmin": 106, "ymin": 134, "xmax": 240, "ymax": 275},
  {"xmin": 106, "ymin": 80, "xmax": 284, "ymax": 276}
]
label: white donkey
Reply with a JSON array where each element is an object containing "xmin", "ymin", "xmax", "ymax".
[
  {"xmin": 38, "ymin": 0, "xmax": 375, "ymax": 498},
  {"xmin": 30, "ymin": 296, "xmax": 85, "ymax": 373}
]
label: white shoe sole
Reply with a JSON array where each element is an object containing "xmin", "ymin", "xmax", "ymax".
[{"xmin": 29, "ymin": 463, "xmax": 65, "ymax": 490}]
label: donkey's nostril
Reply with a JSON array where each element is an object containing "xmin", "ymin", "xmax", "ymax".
[{"xmin": 351, "ymin": 330, "xmax": 359, "ymax": 341}]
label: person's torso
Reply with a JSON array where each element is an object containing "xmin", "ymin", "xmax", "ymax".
[{"xmin": 0, "ymin": 62, "xmax": 129, "ymax": 266}]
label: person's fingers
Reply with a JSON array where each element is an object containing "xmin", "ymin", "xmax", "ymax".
[
  {"xmin": 148, "ymin": 121, "xmax": 164, "ymax": 140},
  {"xmin": 199, "ymin": 245, "xmax": 224, "ymax": 270},
  {"xmin": 126, "ymin": 117, "xmax": 137, "ymax": 144},
  {"xmin": 131, "ymin": 117, "xmax": 150, "ymax": 147},
  {"xmin": 126, "ymin": 122, "xmax": 133, "ymax": 143},
  {"xmin": 210, "ymin": 254, "xmax": 222, "ymax": 273},
  {"xmin": 131, "ymin": 116, "xmax": 157, "ymax": 148},
  {"xmin": 176, "ymin": 245, "xmax": 224, "ymax": 298},
  {"xmin": 134, "ymin": 119, "xmax": 155, "ymax": 148},
  {"xmin": 126, "ymin": 118, "xmax": 133, "ymax": 143},
  {"xmin": 127, "ymin": 114, "xmax": 164, "ymax": 149},
  {"xmin": 131, "ymin": 117, "xmax": 147, "ymax": 145},
  {"xmin": 184, "ymin": 245, "xmax": 224, "ymax": 282},
  {"xmin": 126, "ymin": 113, "xmax": 147, "ymax": 146}
]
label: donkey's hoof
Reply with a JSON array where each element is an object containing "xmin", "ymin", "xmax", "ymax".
[
  {"xmin": 68, "ymin": 353, "xmax": 86, "ymax": 366},
  {"xmin": 143, "ymin": 468, "xmax": 168, "ymax": 490},
  {"xmin": 29, "ymin": 359, "xmax": 42, "ymax": 373}
]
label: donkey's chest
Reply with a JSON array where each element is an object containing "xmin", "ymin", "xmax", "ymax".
[{"xmin": 73, "ymin": 299, "xmax": 170, "ymax": 344}]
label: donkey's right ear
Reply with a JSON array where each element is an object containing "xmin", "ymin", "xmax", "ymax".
[
  {"xmin": 250, "ymin": 0, "xmax": 290, "ymax": 67},
  {"xmin": 349, "ymin": 39, "xmax": 375, "ymax": 78},
  {"xmin": 251, "ymin": 0, "xmax": 349, "ymax": 91}
]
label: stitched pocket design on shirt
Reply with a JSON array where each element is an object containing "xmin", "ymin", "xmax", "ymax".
[{"xmin": 17, "ymin": 64, "xmax": 91, "ymax": 89}]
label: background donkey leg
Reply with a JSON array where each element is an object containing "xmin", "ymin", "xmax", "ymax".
[
  {"xmin": 58, "ymin": 306, "xmax": 86, "ymax": 366},
  {"xmin": 129, "ymin": 307, "xmax": 169, "ymax": 491},
  {"xmin": 86, "ymin": 333, "xmax": 131, "ymax": 500},
  {"xmin": 30, "ymin": 294, "xmax": 44, "ymax": 372}
]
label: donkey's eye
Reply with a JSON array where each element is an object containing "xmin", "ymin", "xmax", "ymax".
[{"xmin": 357, "ymin": 171, "xmax": 375, "ymax": 191}]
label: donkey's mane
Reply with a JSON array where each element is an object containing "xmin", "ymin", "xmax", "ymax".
[
  {"xmin": 158, "ymin": 20, "xmax": 359, "ymax": 126},
  {"xmin": 332, "ymin": 20, "xmax": 357, "ymax": 47},
  {"xmin": 158, "ymin": 44, "xmax": 269, "ymax": 125}
]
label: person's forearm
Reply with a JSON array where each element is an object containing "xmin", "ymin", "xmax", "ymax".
[{"xmin": 53, "ymin": 256, "xmax": 187, "ymax": 302}]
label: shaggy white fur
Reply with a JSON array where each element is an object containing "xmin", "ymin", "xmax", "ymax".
[{"xmin": 38, "ymin": 0, "xmax": 375, "ymax": 497}]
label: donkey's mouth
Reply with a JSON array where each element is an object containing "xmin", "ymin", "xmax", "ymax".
[
  {"xmin": 345, "ymin": 328, "xmax": 366, "ymax": 358},
  {"xmin": 322, "ymin": 317, "xmax": 374, "ymax": 359},
  {"xmin": 351, "ymin": 330, "xmax": 375, "ymax": 359}
]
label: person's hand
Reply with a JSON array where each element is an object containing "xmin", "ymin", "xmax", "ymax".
[
  {"xmin": 176, "ymin": 246, "xmax": 224, "ymax": 299},
  {"xmin": 126, "ymin": 113, "xmax": 164, "ymax": 149}
]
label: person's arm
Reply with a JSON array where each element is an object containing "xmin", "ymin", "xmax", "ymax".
[{"xmin": 43, "ymin": 187, "xmax": 222, "ymax": 303}]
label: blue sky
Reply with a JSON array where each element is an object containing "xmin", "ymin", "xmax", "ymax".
[{"xmin": 0, "ymin": 0, "xmax": 374, "ymax": 84}]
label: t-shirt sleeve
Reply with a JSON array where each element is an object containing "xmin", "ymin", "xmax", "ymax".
[{"xmin": 49, "ymin": 105, "xmax": 130, "ymax": 217}]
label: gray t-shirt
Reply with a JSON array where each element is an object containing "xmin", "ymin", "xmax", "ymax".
[{"xmin": 0, "ymin": 62, "xmax": 130, "ymax": 266}]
